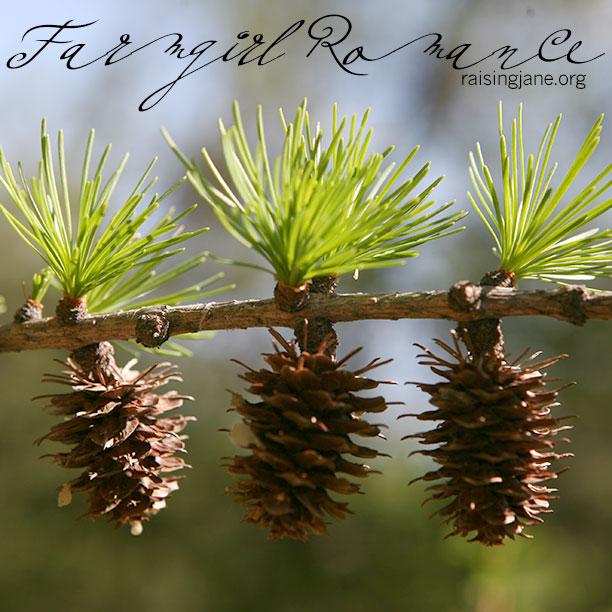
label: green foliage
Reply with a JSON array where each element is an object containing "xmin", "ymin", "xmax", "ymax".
[
  {"xmin": 30, "ymin": 267, "xmax": 53, "ymax": 303},
  {"xmin": 85, "ymin": 246, "xmax": 231, "ymax": 314},
  {"xmin": 164, "ymin": 99, "xmax": 466, "ymax": 287},
  {"xmin": 469, "ymin": 103, "xmax": 612, "ymax": 283},
  {"xmin": 0, "ymin": 119, "xmax": 208, "ymax": 301}
]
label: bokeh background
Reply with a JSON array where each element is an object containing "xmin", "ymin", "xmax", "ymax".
[{"xmin": 1, "ymin": 1, "xmax": 612, "ymax": 611}]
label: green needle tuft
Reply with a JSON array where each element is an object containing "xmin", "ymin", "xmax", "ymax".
[
  {"xmin": 469, "ymin": 103, "xmax": 612, "ymax": 284},
  {"xmin": 164, "ymin": 99, "xmax": 466, "ymax": 288},
  {"xmin": 0, "ymin": 119, "xmax": 224, "ymax": 311}
]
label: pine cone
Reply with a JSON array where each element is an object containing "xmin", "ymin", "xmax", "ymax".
[
  {"xmin": 406, "ymin": 331, "xmax": 572, "ymax": 546},
  {"xmin": 36, "ymin": 355, "xmax": 194, "ymax": 535},
  {"xmin": 224, "ymin": 330, "xmax": 391, "ymax": 540}
]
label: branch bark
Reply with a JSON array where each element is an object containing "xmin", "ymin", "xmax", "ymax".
[{"xmin": 0, "ymin": 282, "xmax": 609, "ymax": 353}]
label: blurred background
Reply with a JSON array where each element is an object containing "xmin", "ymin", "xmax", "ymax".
[{"xmin": 1, "ymin": 1, "xmax": 612, "ymax": 610}]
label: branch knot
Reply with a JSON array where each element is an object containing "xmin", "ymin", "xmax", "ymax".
[
  {"xmin": 560, "ymin": 285, "xmax": 588, "ymax": 327},
  {"xmin": 135, "ymin": 312, "xmax": 170, "ymax": 347},
  {"xmin": 449, "ymin": 281, "xmax": 483, "ymax": 313}
]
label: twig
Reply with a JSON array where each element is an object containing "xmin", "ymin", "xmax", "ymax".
[{"xmin": 0, "ymin": 283, "xmax": 608, "ymax": 354}]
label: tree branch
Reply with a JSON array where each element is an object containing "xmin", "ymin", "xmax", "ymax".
[{"xmin": 0, "ymin": 282, "xmax": 609, "ymax": 354}]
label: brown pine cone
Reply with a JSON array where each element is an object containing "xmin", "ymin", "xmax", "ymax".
[
  {"xmin": 36, "ymin": 355, "xmax": 194, "ymax": 535},
  {"xmin": 405, "ymin": 330, "xmax": 572, "ymax": 546},
  {"xmin": 224, "ymin": 330, "xmax": 392, "ymax": 540}
]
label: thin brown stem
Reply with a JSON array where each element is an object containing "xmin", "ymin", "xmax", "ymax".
[{"xmin": 0, "ymin": 283, "xmax": 605, "ymax": 354}]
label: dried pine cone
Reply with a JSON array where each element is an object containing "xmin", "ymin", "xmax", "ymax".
[
  {"xmin": 224, "ymin": 329, "xmax": 391, "ymax": 540},
  {"xmin": 36, "ymin": 350, "xmax": 194, "ymax": 535},
  {"xmin": 405, "ymin": 331, "xmax": 572, "ymax": 546}
]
